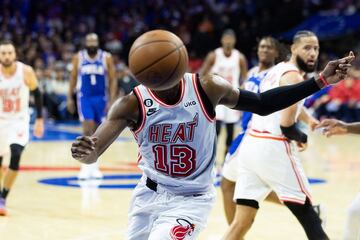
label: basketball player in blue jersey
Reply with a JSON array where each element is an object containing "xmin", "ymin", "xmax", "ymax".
[
  {"xmin": 221, "ymin": 36, "xmax": 281, "ymax": 224},
  {"xmin": 70, "ymin": 32, "xmax": 353, "ymax": 239},
  {"xmin": 67, "ymin": 33, "xmax": 117, "ymax": 179}
]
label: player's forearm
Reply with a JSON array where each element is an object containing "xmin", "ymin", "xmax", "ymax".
[
  {"xmin": 345, "ymin": 123, "xmax": 360, "ymax": 134},
  {"xmin": 31, "ymin": 87, "xmax": 43, "ymax": 119},
  {"xmin": 232, "ymin": 77, "xmax": 321, "ymax": 115}
]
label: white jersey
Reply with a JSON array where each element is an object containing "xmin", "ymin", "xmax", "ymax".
[
  {"xmin": 250, "ymin": 62, "xmax": 304, "ymax": 135},
  {"xmin": 210, "ymin": 47, "xmax": 241, "ymax": 88},
  {"xmin": 132, "ymin": 73, "xmax": 217, "ymax": 195},
  {"xmin": 0, "ymin": 62, "xmax": 29, "ymax": 122}
]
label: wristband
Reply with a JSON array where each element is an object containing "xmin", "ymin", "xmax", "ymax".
[{"xmin": 319, "ymin": 72, "xmax": 329, "ymax": 86}]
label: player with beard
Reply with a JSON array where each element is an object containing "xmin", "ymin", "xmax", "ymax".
[
  {"xmin": 67, "ymin": 33, "xmax": 117, "ymax": 179},
  {"xmin": 222, "ymin": 31, "xmax": 333, "ymax": 240},
  {"xmin": 0, "ymin": 40, "xmax": 44, "ymax": 215}
]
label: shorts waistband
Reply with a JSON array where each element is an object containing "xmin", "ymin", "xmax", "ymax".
[
  {"xmin": 145, "ymin": 177, "xmax": 204, "ymax": 197},
  {"xmin": 248, "ymin": 129, "xmax": 288, "ymax": 141}
]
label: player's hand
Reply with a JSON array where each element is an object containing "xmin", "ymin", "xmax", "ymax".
[
  {"xmin": 321, "ymin": 51, "xmax": 355, "ymax": 85},
  {"xmin": 308, "ymin": 118, "xmax": 320, "ymax": 131},
  {"xmin": 67, "ymin": 98, "xmax": 75, "ymax": 114},
  {"xmin": 296, "ymin": 141, "xmax": 308, "ymax": 152},
  {"xmin": 71, "ymin": 136, "xmax": 98, "ymax": 164},
  {"xmin": 316, "ymin": 119, "xmax": 348, "ymax": 137},
  {"xmin": 33, "ymin": 118, "xmax": 44, "ymax": 138}
]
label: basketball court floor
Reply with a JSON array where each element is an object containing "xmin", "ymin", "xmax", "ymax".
[{"xmin": 0, "ymin": 122, "xmax": 359, "ymax": 239}]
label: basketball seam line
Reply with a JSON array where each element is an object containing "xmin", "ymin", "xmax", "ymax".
[
  {"xmin": 133, "ymin": 45, "xmax": 185, "ymax": 76},
  {"xmin": 162, "ymin": 44, "xmax": 182, "ymax": 87},
  {"xmin": 129, "ymin": 40, "xmax": 178, "ymax": 57}
]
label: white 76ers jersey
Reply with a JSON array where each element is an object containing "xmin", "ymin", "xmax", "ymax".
[
  {"xmin": 250, "ymin": 62, "xmax": 304, "ymax": 135},
  {"xmin": 0, "ymin": 62, "xmax": 29, "ymax": 121},
  {"xmin": 132, "ymin": 73, "xmax": 217, "ymax": 195}
]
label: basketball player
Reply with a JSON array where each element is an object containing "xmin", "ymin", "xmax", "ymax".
[
  {"xmin": 67, "ymin": 33, "xmax": 116, "ymax": 179},
  {"xmin": 71, "ymin": 31, "xmax": 353, "ymax": 239},
  {"xmin": 316, "ymin": 119, "xmax": 360, "ymax": 240},
  {"xmin": 0, "ymin": 40, "xmax": 44, "ymax": 216},
  {"xmin": 221, "ymin": 36, "xmax": 281, "ymax": 224},
  {"xmin": 200, "ymin": 29, "xmax": 248, "ymax": 156},
  {"xmin": 221, "ymin": 31, "xmax": 348, "ymax": 240}
]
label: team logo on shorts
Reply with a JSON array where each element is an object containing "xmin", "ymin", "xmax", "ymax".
[{"xmin": 170, "ymin": 218, "xmax": 195, "ymax": 240}]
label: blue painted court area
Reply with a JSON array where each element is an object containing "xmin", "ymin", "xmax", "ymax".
[
  {"xmin": 38, "ymin": 174, "xmax": 326, "ymax": 189},
  {"xmin": 30, "ymin": 121, "xmax": 132, "ymax": 142}
]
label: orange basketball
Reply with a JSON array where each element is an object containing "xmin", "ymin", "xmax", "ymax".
[{"xmin": 128, "ymin": 30, "xmax": 188, "ymax": 91}]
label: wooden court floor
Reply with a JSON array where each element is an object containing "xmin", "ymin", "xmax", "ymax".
[{"xmin": 0, "ymin": 125, "xmax": 359, "ymax": 240}]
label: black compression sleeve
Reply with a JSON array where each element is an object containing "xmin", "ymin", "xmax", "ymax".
[
  {"xmin": 280, "ymin": 124, "xmax": 308, "ymax": 143},
  {"xmin": 31, "ymin": 87, "xmax": 43, "ymax": 118},
  {"xmin": 232, "ymin": 77, "xmax": 320, "ymax": 116}
]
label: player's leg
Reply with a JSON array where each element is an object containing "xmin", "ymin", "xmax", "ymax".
[
  {"xmin": 343, "ymin": 192, "xmax": 360, "ymax": 240},
  {"xmin": 221, "ymin": 134, "xmax": 243, "ymax": 224},
  {"xmin": 222, "ymin": 203, "xmax": 258, "ymax": 240},
  {"xmin": 224, "ymin": 123, "xmax": 234, "ymax": 155},
  {"xmin": 148, "ymin": 192, "xmax": 215, "ymax": 240},
  {"xmin": 266, "ymin": 140, "xmax": 328, "ymax": 239},
  {"xmin": 284, "ymin": 198, "xmax": 328, "ymax": 240},
  {"xmin": 2, "ymin": 144, "xmax": 25, "ymax": 199},
  {"xmin": 222, "ymin": 168, "xmax": 271, "ymax": 239},
  {"xmin": 221, "ymin": 177, "xmax": 236, "ymax": 224}
]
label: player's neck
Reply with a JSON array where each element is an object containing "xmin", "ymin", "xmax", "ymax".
[
  {"xmin": 1, "ymin": 63, "xmax": 17, "ymax": 77},
  {"xmin": 152, "ymin": 82, "xmax": 182, "ymax": 105},
  {"xmin": 222, "ymin": 48, "xmax": 232, "ymax": 57}
]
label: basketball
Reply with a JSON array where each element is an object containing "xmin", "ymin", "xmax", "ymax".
[{"xmin": 128, "ymin": 30, "xmax": 188, "ymax": 91}]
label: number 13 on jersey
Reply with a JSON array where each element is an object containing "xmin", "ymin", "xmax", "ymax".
[{"xmin": 153, "ymin": 144, "xmax": 196, "ymax": 177}]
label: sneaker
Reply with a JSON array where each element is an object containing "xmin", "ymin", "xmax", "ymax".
[
  {"xmin": 313, "ymin": 204, "xmax": 327, "ymax": 229},
  {"xmin": 90, "ymin": 169, "xmax": 103, "ymax": 179},
  {"xmin": 0, "ymin": 198, "xmax": 7, "ymax": 216},
  {"xmin": 78, "ymin": 164, "xmax": 92, "ymax": 180}
]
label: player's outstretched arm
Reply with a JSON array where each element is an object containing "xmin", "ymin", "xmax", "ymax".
[
  {"xmin": 71, "ymin": 94, "xmax": 139, "ymax": 164},
  {"xmin": 201, "ymin": 52, "xmax": 355, "ymax": 116},
  {"xmin": 317, "ymin": 119, "xmax": 360, "ymax": 137}
]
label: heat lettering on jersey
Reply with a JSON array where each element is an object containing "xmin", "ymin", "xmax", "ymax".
[
  {"xmin": 149, "ymin": 113, "xmax": 199, "ymax": 177},
  {"xmin": 1, "ymin": 87, "xmax": 22, "ymax": 113},
  {"xmin": 148, "ymin": 113, "xmax": 198, "ymax": 143}
]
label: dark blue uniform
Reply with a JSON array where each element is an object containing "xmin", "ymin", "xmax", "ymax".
[{"xmin": 76, "ymin": 50, "xmax": 108, "ymax": 123}]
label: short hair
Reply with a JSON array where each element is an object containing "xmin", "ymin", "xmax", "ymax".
[
  {"xmin": 222, "ymin": 29, "xmax": 236, "ymax": 38},
  {"xmin": 0, "ymin": 40, "xmax": 15, "ymax": 47},
  {"xmin": 292, "ymin": 30, "xmax": 317, "ymax": 44}
]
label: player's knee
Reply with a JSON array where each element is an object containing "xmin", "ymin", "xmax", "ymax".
[{"xmin": 9, "ymin": 144, "xmax": 24, "ymax": 171}]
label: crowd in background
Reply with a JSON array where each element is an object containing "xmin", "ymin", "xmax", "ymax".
[{"xmin": 1, "ymin": 0, "xmax": 360, "ymax": 122}]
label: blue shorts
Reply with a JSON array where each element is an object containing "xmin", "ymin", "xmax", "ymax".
[{"xmin": 77, "ymin": 95, "xmax": 106, "ymax": 124}]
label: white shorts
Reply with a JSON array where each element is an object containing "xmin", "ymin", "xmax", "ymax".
[
  {"xmin": 128, "ymin": 176, "xmax": 216, "ymax": 240},
  {"xmin": 222, "ymin": 152, "xmax": 239, "ymax": 182},
  {"xmin": 0, "ymin": 119, "xmax": 29, "ymax": 155},
  {"xmin": 233, "ymin": 130, "xmax": 312, "ymax": 205},
  {"xmin": 215, "ymin": 105, "xmax": 240, "ymax": 124}
]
